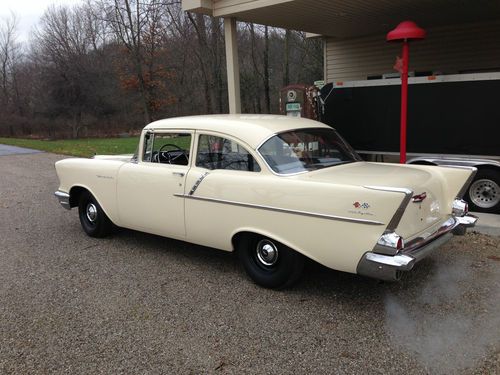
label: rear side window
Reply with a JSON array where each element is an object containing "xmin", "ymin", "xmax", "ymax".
[{"xmin": 196, "ymin": 135, "xmax": 261, "ymax": 172}]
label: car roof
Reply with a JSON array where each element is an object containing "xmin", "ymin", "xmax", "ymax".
[{"xmin": 144, "ymin": 114, "xmax": 331, "ymax": 149}]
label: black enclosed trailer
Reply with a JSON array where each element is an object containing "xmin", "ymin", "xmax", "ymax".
[{"xmin": 319, "ymin": 72, "xmax": 500, "ymax": 213}]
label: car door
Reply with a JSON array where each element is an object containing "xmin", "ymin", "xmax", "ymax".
[
  {"xmin": 184, "ymin": 132, "xmax": 263, "ymax": 249},
  {"xmin": 116, "ymin": 130, "xmax": 193, "ymax": 238}
]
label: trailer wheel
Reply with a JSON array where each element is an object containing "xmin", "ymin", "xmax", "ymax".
[{"xmin": 465, "ymin": 169, "xmax": 500, "ymax": 214}]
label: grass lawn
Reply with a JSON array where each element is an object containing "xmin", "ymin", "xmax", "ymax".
[{"xmin": 0, "ymin": 137, "xmax": 140, "ymax": 158}]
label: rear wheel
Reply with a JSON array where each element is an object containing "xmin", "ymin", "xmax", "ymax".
[
  {"xmin": 237, "ymin": 234, "xmax": 304, "ymax": 289},
  {"xmin": 78, "ymin": 191, "xmax": 113, "ymax": 237},
  {"xmin": 465, "ymin": 169, "xmax": 500, "ymax": 214}
]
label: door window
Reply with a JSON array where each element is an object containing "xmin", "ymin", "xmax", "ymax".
[
  {"xmin": 143, "ymin": 132, "xmax": 192, "ymax": 165},
  {"xmin": 196, "ymin": 135, "xmax": 260, "ymax": 172}
]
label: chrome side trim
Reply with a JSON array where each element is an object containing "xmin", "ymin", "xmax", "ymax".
[
  {"xmin": 407, "ymin": 156, "xmax": 500, "ymax": 168},
  {"xmin": 363, "ymin": 186, "xmax": 413, "ymax": 231},
  {"xmin": 189, "ymin": 171, "xmax": 209, "ymax": 195},
  {"xmin": 54, "ymin": 190, "xmax": 71, "ymax": 210},
  {"xmin": 174, "ymin": 194, "xmax": 384, "ymax": 225}
]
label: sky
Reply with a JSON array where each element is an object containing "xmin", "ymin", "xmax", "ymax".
[{"xmin": 0, "ymin": 0, "xmax": 82, "ymax": 42}]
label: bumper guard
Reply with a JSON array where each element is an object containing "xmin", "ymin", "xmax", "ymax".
[{"xmin": 54, "ymin": 190, "xmax": 71, "ymax": 210}]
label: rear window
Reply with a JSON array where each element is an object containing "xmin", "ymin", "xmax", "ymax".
[{"xmin": 258, "ymin": 128, "xmax": 361, "ymax": 174}]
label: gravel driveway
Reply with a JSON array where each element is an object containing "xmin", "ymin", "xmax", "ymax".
[{"xmin": 0, "ymin": 152, "xmax": 499, "ymax": 374}]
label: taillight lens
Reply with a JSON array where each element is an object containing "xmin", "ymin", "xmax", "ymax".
[{"xmin": 397, "ymin": 236, "xmax": 404, "ymax": 250}]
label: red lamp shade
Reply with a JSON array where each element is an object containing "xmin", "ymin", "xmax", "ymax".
[{"xmin": 386, "ymin": 20, "xmax": 426, "ymax": 42}]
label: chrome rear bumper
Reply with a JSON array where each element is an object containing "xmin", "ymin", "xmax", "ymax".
[
  {"xmin": 356, "ymin": 214, "xmax": 477, "ymax": 281},
  {"xmin": 54, "ymin": 190, "xmax": 71, "ymax": 210}
]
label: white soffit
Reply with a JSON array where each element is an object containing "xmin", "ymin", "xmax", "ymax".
[{"xmin": 185, "ymin": 0, "xmax": 500, "ymax": 38}]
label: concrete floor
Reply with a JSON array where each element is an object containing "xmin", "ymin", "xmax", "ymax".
[{"xmin": 472, "ymin": 212, "xmax": 500, "ymax": 236}]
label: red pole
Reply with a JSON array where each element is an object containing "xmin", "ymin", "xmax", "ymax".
[{"xmin": 400, "ymin": 40, "xmax": 409, "ymax": 164}]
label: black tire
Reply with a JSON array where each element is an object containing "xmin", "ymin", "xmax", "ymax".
[
  {"xmin": 465, "ymin": 169, "xmax": 500, "ymax": 214},
  {"xmin": 237, "ymin": 234, "xmax": 304, "ymax": 289},
  {"xmin": 78, "ymin": 191, "xmax": 113, "ymax": 237}
]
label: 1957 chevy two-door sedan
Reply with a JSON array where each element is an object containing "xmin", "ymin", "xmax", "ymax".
[{"xmin": 54, "ymin": 115, "xmax": 477, "ymax": 288}]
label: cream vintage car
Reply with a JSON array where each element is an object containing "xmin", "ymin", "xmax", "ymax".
[{"xmin": 54, "ymin": 115, "xmax": 477, "ymax": 288}]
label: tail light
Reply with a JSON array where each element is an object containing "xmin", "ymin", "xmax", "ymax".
[{"xmin": 396, "ymin": 236, "xmax": 404, "ymax": 250}]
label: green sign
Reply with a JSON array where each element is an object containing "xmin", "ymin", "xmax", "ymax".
[{"xmin": 286, "ymin": 103, "xmax": 301, "ymax": 111}]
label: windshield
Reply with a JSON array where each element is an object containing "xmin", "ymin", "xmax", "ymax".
[{"xmin": 258, "ymin": 128, "xmax": 361, "ymax": 174}]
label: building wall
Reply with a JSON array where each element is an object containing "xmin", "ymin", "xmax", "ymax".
[{"xmin": 325, "ymin": 20, "xmax": 500, "ymax": 82}]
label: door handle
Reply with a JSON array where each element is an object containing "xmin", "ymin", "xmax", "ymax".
[{"xmin": 172, "ymin": 172, "xmax": 185, "ymax": 177}]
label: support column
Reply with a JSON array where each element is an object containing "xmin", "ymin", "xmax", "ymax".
[{"xmin": 224, "ymin": 17, "xmax": 241, "ymax": 114}]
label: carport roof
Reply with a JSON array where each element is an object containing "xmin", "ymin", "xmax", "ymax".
[{"xmin": 183, "ymin": 0, "xmax": 500, "ymax": 37}]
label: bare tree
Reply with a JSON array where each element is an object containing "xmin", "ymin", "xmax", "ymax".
[
  {"xmin": 0, "ymin": 0, "xmax": 322, "ymax": 138},
  {"xmin": 263, "ymin": 25, "xmax": 271, "ymax": 113},
  {"xmin": 33, "ymin": 4, "xmax": 109, "ymax": 137},
  {"xmin": 0, "ymin": 13, "xmax": 20, "ymax": 107},
  {"xmin": 283, "ymin": 29, "xmax": 290, "ymax": 86},
  {"xmin": 101, "ymin": 0, "xmax": 178, "ymax": 123}
]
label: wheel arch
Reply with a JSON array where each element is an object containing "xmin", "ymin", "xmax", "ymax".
[
  {"xmin": 68, "ymin": 184, "xmax": 116, "ymax": 223},
  {"xmin": 465, "ymin": 166, "xmax": 500, "ymax": 213},
  {"xmin": 230, "ymin": 228, "xmax": 313, "ymax": 261},
  {"xmin": 69, "ymin": 185, "xmax": 89, "ymax": 208},
  {"xmin": 231, "ymin": 228, "xmax": 300, "ymax": 257},
  {"xmin": 472, "ymin": 163, "xmax": 500, "ymax": 173}
]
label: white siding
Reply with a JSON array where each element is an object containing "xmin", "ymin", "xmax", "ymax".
[{"xmin": 325, "ymin": 20, "xmax": 500, "ymax": 82}]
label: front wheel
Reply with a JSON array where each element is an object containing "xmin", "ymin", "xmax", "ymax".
[
  {"xmin": 237, "ymin": 235, "xmax": 304, "ymax": 289},
  {"xmin": 465, "ymin": 169, "xmax": 500, "ymax": 214},
  {"xmin": 78, "ymin": 191, "xmax": 113, "ymax": 237}
]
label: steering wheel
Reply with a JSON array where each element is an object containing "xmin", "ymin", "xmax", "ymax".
[{"xmin": 158, "ymin": 143, "xmax": 187, "ymax": 164}]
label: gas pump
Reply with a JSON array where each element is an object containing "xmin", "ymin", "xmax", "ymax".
[{"xmin": 279, "ymin": 84, "xmax": 320, "ymax": 120}]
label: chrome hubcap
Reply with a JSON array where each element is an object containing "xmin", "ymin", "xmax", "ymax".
[
  {"xmin": 86, "ymin": 203, "xmax": 98, "ymax": 223},
  {"xmin": 470, "ymin": 179, "xmax": 499, "ymax": 208},
  {"xmin": 256, "ymin": 239, "xmax": 278, "ymax": 266}
]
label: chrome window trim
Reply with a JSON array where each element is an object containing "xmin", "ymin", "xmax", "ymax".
[{"xmin": 174, "ymin": 194, "xmax": 384, "ymax": 226}]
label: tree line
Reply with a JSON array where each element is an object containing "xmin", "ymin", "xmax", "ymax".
[{"xmin": 0, "ymin": 0, "xmax": 322, "ymax": 138}]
